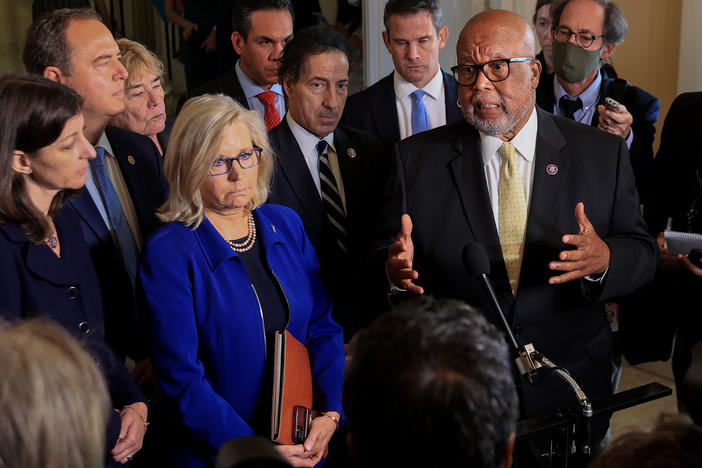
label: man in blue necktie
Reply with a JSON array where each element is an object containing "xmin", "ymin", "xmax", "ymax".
[
  {"xmin": 342, "ymin": 0, "xmax": 463, "ymax": 156},
  {"xmin": 23, "ymin": 10, "xmax": 169, "ymax": 452}
]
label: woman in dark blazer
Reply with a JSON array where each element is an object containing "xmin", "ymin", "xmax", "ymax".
[
  {"xmin": 139, "ymin": 94, "xmax": 344, "ymax": 468},
  {"xmin": 0, "ymin": 74, "xmax": 148, "ymax": 466}
]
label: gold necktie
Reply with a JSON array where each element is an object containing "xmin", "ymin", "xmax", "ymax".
[{"xmin": 498, "ymin": 143, "xmax": 527, "ymax": 295}]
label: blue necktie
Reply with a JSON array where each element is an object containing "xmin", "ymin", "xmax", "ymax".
[
  {"xmin": 91, "ymin": 147, "xmax": 139, "ymax": 286},
  {"xmin": 411, "ymin": 89, "xmax": 429, "ymax": 135}
]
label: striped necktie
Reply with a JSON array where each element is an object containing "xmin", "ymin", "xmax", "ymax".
[
  {"xmin": 497, "ymin": 143, "xmax": 527, "ymax": 295},
  {"xmin": 316, "ymin": 140, "xmax": 348, "ymax": 254}
]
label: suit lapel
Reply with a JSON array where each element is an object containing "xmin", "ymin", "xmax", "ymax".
[
  {"xmin": 523, "ymin": 109, "xmax": 569, "ymax": 262},
  {"xmin": 69, "ymin": 191, "xmax": 110, "ymax": 241},
  {"xmin": 231, "ymin": 70, "xmax": 250, "ymax": 109},
  {"xmin": 369, "ymin": 74, "xmax": 401, "ymax": 151},
  {"xmin": 536, "ymin": 72, "xmax": 556, "ymax": 113},
  {"xmin": 447, "ymin": 124, "xmax": 506, "ymax": 274},
  {"xmin": 333, "ymin": 127, "xmax": 361, "ymax": 222},
  {"xmin": 275, "ymin": 120, "xmax": 325, "ymax": 233},
  {"xmin": 442, "ymin": 70, "xmax": 462, "ymax": 123}
]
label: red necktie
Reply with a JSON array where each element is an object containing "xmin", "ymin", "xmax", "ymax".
[{"xmin": 257, "ymin": 91, "xmax": 281, "ymax": 131}]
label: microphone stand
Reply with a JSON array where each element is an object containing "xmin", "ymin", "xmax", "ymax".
[{"xmin": 464, "ymin": 244, "xmax": 593, "ymax": 456}]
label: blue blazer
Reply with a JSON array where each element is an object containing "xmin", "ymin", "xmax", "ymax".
[
  {"xmin": 0, "ymin": 206, "xmax": 146, "ymax": 457},
  {"xmin": 139, "ymin": 204, "xmax": 345, "ymax": 466}
]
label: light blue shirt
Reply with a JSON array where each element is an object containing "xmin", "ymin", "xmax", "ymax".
[
  {"xmin": 553, "ymin": 70, "xmax": 633, "ymax": 149},
  {"xmin": 235, "ymin": 60, "xmax": 285, "ymax": 120}
]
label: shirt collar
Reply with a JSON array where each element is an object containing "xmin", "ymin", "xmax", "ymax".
[
  {"xmin": 480, "ymin": 106, "xmax": 538, "ymax": 166},
  {"xmin": 285, "ymin": 113, "xmax": 335, "ymax": 156},
  {"xmin": 235, "ymin": 60, "xmax": 284, "ymax": 100},
  {"xmin": 393, "ymin": 67, "xmax": 444, "ymax": 101},
  {"xmin": 96, "ymin": 131, "xmax": 115, "ymax": 157},
  {"xmin": 554, "ymin": 68, "xmax": 602, "ymax": 110}
]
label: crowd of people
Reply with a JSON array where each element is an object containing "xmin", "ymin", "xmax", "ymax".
[{"xmin": 0, "ymin": 0, "xmax": 700, "ymax": 467}]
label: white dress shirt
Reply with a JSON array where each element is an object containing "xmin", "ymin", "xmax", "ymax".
[
  {"xmin": 286, "ymin": 114, "xmax": 347, "ymax": 211},
  {"xmin": 394, "ymin": 68, "xmax": 446, "ymax": 140},
  {"xmin": 481, "ymin": 107, "xmax": 538, "ymax": 229},
  {"xmin": 235, "ymin": 60, "xmax": 286, "ymax": 121},
  {"xmin": 480, "ymin": 107, "xmax": 606, "ymax": 282}
]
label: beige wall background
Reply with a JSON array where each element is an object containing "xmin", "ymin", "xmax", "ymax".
[
  {"xmin": 0, "ymin": 0, "xmax": 698, "ymax": 151},
  {"xmin": 613, "ymin": 0, "xmax": 682, "ymax": 152}
]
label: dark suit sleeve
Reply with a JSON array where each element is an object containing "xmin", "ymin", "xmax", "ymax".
[
  {"xmin": 625, "ymin": 86, "xmax": 660, "ymax": 205},
  {"xmin": 0, "ymin": 242, "xmax": 22, "ymax": 320},
  {"xmin": 599, "ymin": 138, "xmax": 659, "ymax": 300},
  {"xmin": 644, "ymin": 93, "xmax": 700, "ymax": 234}
]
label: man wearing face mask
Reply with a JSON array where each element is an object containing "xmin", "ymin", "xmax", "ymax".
[{"xmin": 536, "ymin": 0, "xmax": 659, "ymax": 205}]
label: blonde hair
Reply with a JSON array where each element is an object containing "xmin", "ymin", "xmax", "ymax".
[
  {"xmin": 0, "ymin": 318, "xmax": 110, "ymax": 468},
  {"xmin": 159, "ymin": 94, "xmax": 275, "ymax": 227},
  {"xmin": 116, "ymin": 38, "xmax": 166, "ymax": 90}
]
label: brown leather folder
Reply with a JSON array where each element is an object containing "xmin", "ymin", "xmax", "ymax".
[{"xmin": 270, "ymin": 330, "xmax": 313, "ymax": 445}]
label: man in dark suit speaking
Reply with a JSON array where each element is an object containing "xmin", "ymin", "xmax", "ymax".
[
  {"xmin": 381, "ymin": 9, "xmax": 657, "ymax": 448},
  {"xmin": 341, "ymin": 0, "xmax": 462, "ymax": 156},
  {"xmin": 268, "ymin": 26, "xmax": 389, "ymax": 339}
]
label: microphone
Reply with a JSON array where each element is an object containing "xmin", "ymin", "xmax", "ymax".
[
  {"xmin": 462, "ymin": 243, "xmax": 538, "ymax": 376},
  {"xmin": 461, "ymin": 243, "xmax": 519, "ymax": 353},
  {"xmin": 462, "ymin": 243, "xmax": 593, "ymax": 454}
]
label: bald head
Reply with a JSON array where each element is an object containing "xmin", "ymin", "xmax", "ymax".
[
  {"xmin": 458, "ymin": 10, "xmax": 536, "ymax": 63},
  {"xmin": 454, "ymin": 9, "xmax": 541, "ymax": 140}
]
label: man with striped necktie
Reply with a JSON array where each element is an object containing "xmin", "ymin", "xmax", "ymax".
[{"xmin": 269, "ymin": 26, "xmax": 390, "ymax": 341}]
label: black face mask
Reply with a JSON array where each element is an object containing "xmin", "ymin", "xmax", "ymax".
[{"xmin": 552, "ymin": 40, "xmax": 601, "ymax": 83}]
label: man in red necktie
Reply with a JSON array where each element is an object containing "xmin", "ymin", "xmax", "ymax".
[{"xmin": 177, "ymin": 0, "xmax": 294, "ymax": 131}]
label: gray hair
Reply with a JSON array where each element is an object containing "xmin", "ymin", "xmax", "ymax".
[{"xmin": 552, "ymin": 0, "xmax": 628, "ymax": 45}]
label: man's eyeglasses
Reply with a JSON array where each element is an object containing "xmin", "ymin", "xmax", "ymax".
[
  {"xmin": 553, "ymin": 26, "xmax": 604, "ymax": 48},
  {"xmin": 451, "ymin": 58, "xmax": 534, "ymax": 87},
  {"xmin": 208, "ymin": 147, "xmax": 262, "ymax": 176}
]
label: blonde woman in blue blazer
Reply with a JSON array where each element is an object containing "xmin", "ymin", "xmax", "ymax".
[{"xmin": 139, "ymin": 94, "xmax": 344, "ymax": 468}]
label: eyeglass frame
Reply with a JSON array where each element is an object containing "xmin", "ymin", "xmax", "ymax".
[
  {"xmin": 208, "ymin": 147, "xmax": 263, "ymax": 176},
  {"xmin": 450, "ymin": 57, "xmax": 535, "ymax": 87},
  {"xmin": 552, "ymin": 26, "xmax": 604, "ymax": 48}
]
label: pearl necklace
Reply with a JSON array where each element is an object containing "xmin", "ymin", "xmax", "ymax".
[{"xmin": 227, "ymin": 213, "xmax": 256, "ymax": 253}]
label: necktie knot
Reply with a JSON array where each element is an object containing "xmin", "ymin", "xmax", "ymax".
[
  {"xmin": 257, "ymin": 91, "xmax": 281, "ymax": 131},
  {"xmin": 316, "ymin": 140, "xmax": 329, "ymax": 158},
  {"xmin": 497, "ymin": 142, "xmax": 516, "ymax": 163},
  {"xmin": 411, "ymin": 89, "xmax": 427, "ymax": 102},
  {"xmin": 559, "ymin": 96, "xmax": 583, "ymax": 120},
  {"xmin": 257, "ymin": 91, "xmax": 276, "ymax": 106}
]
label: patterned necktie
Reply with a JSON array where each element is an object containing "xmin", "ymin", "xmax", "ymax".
[
  {"xmin": 257, "ymin": 91, "xmax": 281, "ymax": 131},
  {"xmin": 90, "ymin": 147, "xmax": 139, "ymax": 286},
  {"xmin": 559, "ymin": 96, "xmax": 583, "ymax": 120},
  {"xmin": 410, "ymin": 89, "xmax": 429, "ymax": 135},
  {"xmin": 497, "ymin": 143, "xmax": 527, "ymax": 295},
  {"xmin": 316, "ymin": 140, "xmax": 348, "ymax": 254}
]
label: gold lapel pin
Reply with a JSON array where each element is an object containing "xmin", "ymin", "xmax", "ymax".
[
  {"xmin": 347, "ymin": 148, "xmax": 357, "ymax": 158},
  {"xmin": 127, "ymin": 155, "xmax": 136, "ymax": 165}
]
